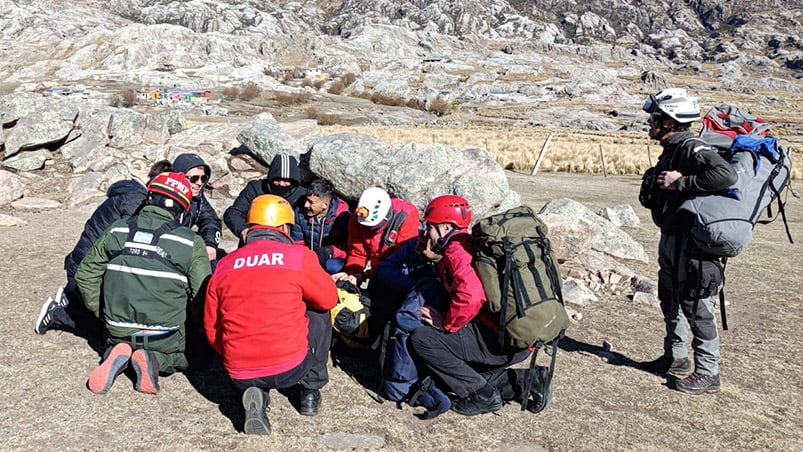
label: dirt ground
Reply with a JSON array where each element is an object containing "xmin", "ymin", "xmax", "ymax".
[{"xmin": 1, "ymin": 170, "xmax": 801, "ymax": 451}]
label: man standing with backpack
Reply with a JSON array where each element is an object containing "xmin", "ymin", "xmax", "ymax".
[{"xmin": 639, "ymin": 88, "xmax": 737, "ymax": 394}]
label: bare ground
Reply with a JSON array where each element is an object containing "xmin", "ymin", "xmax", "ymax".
[{"xmin": 1, "ymin": 170, "xmax": 802, "ymax": 451}]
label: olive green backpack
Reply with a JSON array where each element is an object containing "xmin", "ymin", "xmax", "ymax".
[{"xmin": 472, "ymin": 205, "xmax": 570, "ymax": 350}]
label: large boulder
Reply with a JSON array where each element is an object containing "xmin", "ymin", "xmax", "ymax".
[
  {"xmin": 308, "ymin": 133, "xmax": 520, "ymax": 219},
  {"xmin": 0, "ymin": 170, "xmax": 24, "ymax": 206},
  {"xmin": 539, "ymin": 198, "xmax": 648, "ymax": 262},
  {"xmin": 236, "ymin": 113, "xmax": 305, "ymax": 166},
  {"xmin": 2, "ymin": 98, "xmax": 79, "ymax": 158}
]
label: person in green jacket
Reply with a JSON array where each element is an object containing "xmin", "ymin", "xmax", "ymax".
[{"xmin": 76, "ymin": 172, "xmax": 212, "ymax": 395}]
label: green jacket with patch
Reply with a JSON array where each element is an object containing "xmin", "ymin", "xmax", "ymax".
[{"xmin": 76, "ymin": 205, "xmax": 211, "ymax": 338}]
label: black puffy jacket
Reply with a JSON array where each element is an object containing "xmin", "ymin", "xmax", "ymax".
[
  {"xmin": 224, "ymin": 154, "xmax": 307, "ymax": 241},
  {"xmin": 64, "ymin": 179, "xmax": 147, "ymax": 280}
]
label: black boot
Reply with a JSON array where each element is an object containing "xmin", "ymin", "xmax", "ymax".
[
  {"xmin": 640, "ymin": 355, "xmax": 692, "ymax": 375},
  {"xmin": 242, "ymin": 387, "xmax": 271, "ymax": 435},
  {"xmin": 451, "ymin": 385, "xmax": 503, "ymax": 416},
  {"xmin": 674, "ymin": 372, "xmax": 720, "ymax": 394},
  {"xmin": 299, "ymin": 388, "xmax": 321, "ymax": 416}
]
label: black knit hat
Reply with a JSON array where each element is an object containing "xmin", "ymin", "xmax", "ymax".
[
  {"xmin": 266, "ymin": 154, "xmax": 300, "ymax": 185},
  {"xmin": 172, "ymin": 153, "xmax": 211, "ymax": 178}
]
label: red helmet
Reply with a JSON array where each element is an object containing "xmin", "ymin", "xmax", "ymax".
[
  {"xmin": 147, "ymin": 172, "xmax": 192, "ymax": 212},
  {"xmin": 424, "ymin": 195, "xmax": 472, "ymax": 229}
]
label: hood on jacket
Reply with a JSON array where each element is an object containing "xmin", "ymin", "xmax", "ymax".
[
  {"xmin": 266, "ymin": 154, "xmax": 301, "ymax": 186},
  {"xmin": 172, "ymin": 153, "xmax": 211, "ymax": 177},
  {"xmin": 106, "ymin": 179, "xmax": 147, "ymax": 198}
]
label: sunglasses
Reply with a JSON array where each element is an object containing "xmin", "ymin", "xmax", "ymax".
[{"xmin": 188, "ymin": 174, "xmax": 208, "ymax": 184}]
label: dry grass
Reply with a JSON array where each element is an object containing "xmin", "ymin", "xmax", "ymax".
[{"xmin": 322, "ymin": 125, "xmax": 803, "ymax": 179}]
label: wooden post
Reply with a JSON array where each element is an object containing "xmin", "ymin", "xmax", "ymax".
[
  {"xmin": 599, "ymin": 144, "xmax": 608, "ymax": 178},
  {"xmin": 530, "ymin": 134, "xmax": 553, "ymax": 176},
  {"xmin": 647, "ymin": 145, "xmax": 653, "ymax": 167}
]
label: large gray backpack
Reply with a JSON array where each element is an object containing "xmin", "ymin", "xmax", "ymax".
[{"xmin": 679, "ymin": 104, "xmax": 793, "ymax": 257}]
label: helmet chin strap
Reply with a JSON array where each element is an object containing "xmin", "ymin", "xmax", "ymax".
[{"xmin": 431, "ymin": 227, "xmax": 458, "ymax": 254}]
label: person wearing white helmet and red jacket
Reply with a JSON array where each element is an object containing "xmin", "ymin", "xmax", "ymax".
[
  {"xmin": 332, "ymin": 186, "xmax": 420, "ymax": 341},
  {"xmin": 76, "ymin": 172, "xmax": 212, "ymax": 396},
  {"xmin": 638, "ymin": 88, "xmax": 737, "ymax": 395},
  {"xmin": 407, "ymin": 195, "xmax": 547, "ymax": 417},
  {"xmin": 171, "ymin": 153, "xmax": 223, "ymax": 262},
  {"xmin": 224, "ymin": 154, "xmax": 307, "ymax": 246}
]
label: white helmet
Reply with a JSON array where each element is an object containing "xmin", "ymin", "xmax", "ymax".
[
  {"xmin": 355, "ymin": 187, "xmax": 391, "ymax": 227},
  {"xmin": 642, "ymin": 88, "xmax": 700, "ymax": 123}
]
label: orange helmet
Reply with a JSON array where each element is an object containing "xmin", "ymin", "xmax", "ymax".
[{"xmin": 247, "ymin": 195, "xmax": 295, "ymax": 227}]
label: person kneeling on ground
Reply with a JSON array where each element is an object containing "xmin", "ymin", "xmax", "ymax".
[
  {"xmin": 332, "ymin": 186, "xmax": 420, "ymax": 343},
  {"xmin": 35, "ymin": 159, "xmax": 172, "ymax": 338},
  {"xmin": 409, "ymin": 195, "xmax": 551, "ymax": 416},
  {"xmin": 76, "ymin": 172, "xmax": 212, "ymax": 395},
  {"xmin": 205, "ymin": 194, "xmax": 337, "ymax": 435}
]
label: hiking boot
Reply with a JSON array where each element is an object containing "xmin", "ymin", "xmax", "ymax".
[
  {"xmin": 527, "ymin": 366, "xmax": 553, "ymax": 414},
  {"xmin": 131, "ymin": 349, "xmax": 160, "ymax": 395},
  {"xmin": 34, "ymin": 297, "xmax": 62, "ymax": 335},
  {"xmin": 640, "ymin": 355, "xmax": 692, "ymax": 376},
  {"xmin": 242, "ymin": 387, "xmax": 271, "ymax": 435},
  {"xmin": 674, "ymin": 372, "xmax": 721, "ymax": 395},
  {"xmin": 299, "ymin": 388, "xmax": 321, "ymax": 416},
  {"xmin": 87, "ymin": 343, "xmax": 132, "ymax": 394},
  {"xmin": 451, "ymin": 388, "xmax": 503, "ymax": 416},
  {"xmin": 54, "ymin": 286, "xmax": 69, "ymax": 308}
]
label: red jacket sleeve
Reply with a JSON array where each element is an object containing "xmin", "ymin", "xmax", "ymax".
[
  {"xmin": 204, "ymin": 273, "xmax": 224, "ymax": 355},
  {"xmin": 344, "ymin": 215, "xmax": 368, "ymax": 274},
  {"xmin": 441, "ymin": 237, "xmax": 486, "ymax": 333},
  {"xmin": 302, "ymin": 248, "xmax": 338, "ymax": 310}
]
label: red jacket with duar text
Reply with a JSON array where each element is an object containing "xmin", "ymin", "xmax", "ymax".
[
  {"xmin": 344, "ymin": 198, "xmax": 420, "ymax": 277},
  {"xmin": 204, "ymin": 231, "xmax": 337, "ymax": 378},
  {"xmin": 438, "ymin": 234, "xmax": 490, "ymax": 333}
]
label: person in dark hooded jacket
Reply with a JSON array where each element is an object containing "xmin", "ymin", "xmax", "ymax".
[
  {"xmin": 224, "ymin": 154, "xmax": 307, "ymax": 245},
  {"xmin": 171, "ymin": 153, "xmax": 223, "ymax": 261},
  {"xmin": 35, "ymin": 160, "xmax": 172, "ymax": 337}
]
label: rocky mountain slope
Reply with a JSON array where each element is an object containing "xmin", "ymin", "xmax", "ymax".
[{"xmin": 0, "ymin": 0, "xmax": 801, "ymax": 131}]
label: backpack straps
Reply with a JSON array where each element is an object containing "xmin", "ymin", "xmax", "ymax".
[
  {"xmin": 381, "ymin": 210, "xmax": 410, "ymax": 249},
  {"xmin": 520, "ymin": 330, "xmax": 563, "ymax": 411},
  {"xmin": 115, "ymin": 217, "xmax": 183, "ymax": 272},
  {"xmin": 719, "ymin": 257, "xmax": 729, "ymax": 331}
]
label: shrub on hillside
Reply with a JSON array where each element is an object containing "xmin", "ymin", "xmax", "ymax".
[
  {"xmin": 342, "ymin": 72, "xmax": 357, "ymax": 86},
  {"xmin": 220, "ymin": 86, "xmax": 240, "ymax": 100},
  {"xmin": 428, "ymin": 95, "xmax": 452, "ymax": 117},
  {"xmin": 111, "ymin": 90, "xmax": 139, "ymax": 108},
  {"xmin": 328, "ymin": 81, "xmax": 345, "ymax": 95},
  {"xmin": 274, "ymin": 91, "xmax": 312, "ymax": 105},
  {"xmin": 239, "ymin": 83, "xmax": 262, "ymax": 101}
]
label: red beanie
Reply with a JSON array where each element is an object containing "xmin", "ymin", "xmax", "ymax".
[{"xmin": 147, "ymin": 172, "xmax": 192, "ymax": 212}]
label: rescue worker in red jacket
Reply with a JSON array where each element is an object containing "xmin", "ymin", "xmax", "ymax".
[
  {"xmin": 204, "ymin": 194, "xmax": 337, "ymax": 435},
  {"xmin": 332, "ymin": 186, "xmax": 420, "ymax": 342},
  {"xmin": 409, "ymin": 195, "xmax": 538, "ymax": 417}
]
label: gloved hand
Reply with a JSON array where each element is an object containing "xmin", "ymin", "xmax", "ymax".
[{"xmin": 315, "ymin": 246, "xmax": 334, "ymax": 267}]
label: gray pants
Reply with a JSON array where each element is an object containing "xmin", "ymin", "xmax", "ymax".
[{"xmin": 658, "ymin": 233, "xmax": 721, "ymax": 376}]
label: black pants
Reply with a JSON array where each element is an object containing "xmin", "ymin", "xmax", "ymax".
[
  {"xmin": 232, "ymin": 310, "xmax": 332, "ymax": 392},
  {"xmin": 409, "ymin": 322, "xmax": 530, "ymax": 398}
]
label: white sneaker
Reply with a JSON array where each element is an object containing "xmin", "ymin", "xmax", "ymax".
[{"xmin": 54, "ymin": 286, "xmax": 69, "ymax": 308}]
